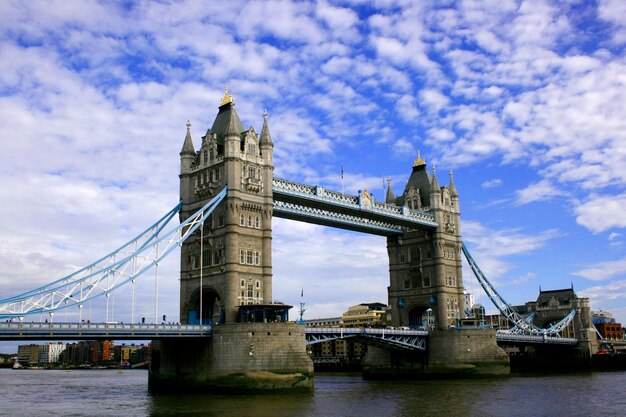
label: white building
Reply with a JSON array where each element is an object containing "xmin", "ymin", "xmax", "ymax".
[
  {"xmin": 464, "ymin": 291, "xmax": 475, "ymax": 317},
  {"xmin": 39, "ymin": 342, "xmax": 66, "ymax": 363}
]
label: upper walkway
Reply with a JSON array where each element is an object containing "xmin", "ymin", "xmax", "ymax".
[{"xmin": 272, "ymin": 177, "xmax": 438, "ymax": 235}]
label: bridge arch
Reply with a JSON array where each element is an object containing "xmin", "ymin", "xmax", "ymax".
[
  {"xmin": 408, "ymin": 305, "xmax": 434, "ymax": 330},
  {"xmin": 186, "ymin": 286, "xmax": 223, "ymax": 325}
]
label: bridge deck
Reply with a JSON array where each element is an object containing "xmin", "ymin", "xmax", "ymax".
[{"xmin": 0, "ymin": 322, "xmax": 212, "ymax": 340}]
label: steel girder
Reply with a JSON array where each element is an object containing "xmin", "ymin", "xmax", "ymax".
[
  {"xmin": 272, "ymin": 177, "xmax": 438, "ymax": 233},
  {"xmin": 462, "ymin": 243, "xmax": 576, "ymax": 337},
  {"xmin": 0, "ymin": 187, "xmax": 228, "ymax": 319},
  {"xmin": 305, "ymin": 327, "xmax": 428, "ymax": 351}
]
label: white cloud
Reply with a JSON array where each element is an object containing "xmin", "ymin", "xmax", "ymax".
[
  {"xmin": 599, "ymin": 0, "xmax": 626, "ymax": 45},
  {"xmin": 573, "ymin": 258, "xmax": 626, "ymax": 281},
  {"xmin": 575, "ymin": 193, "xmax": 626, "ymax": 233},
  {"xmin": 392, "ymin": 138, "xmax": 416, "ymax": 159},
  {"xmin": 463, "ymin": 220, "xmax": 560, "ymax": 280},
  {"xmin": 420, "ymin": 89, "xmax": 449, "ymax": 111},
  {"xmin": 482, "ymin": 178, "xmax": 503, "ymax": 189},
  {"xmin": 396, "ymin": 94, "xmax": 420, "ymax": 122},
  {"xmin": 514, "ymin": 179, "xmax": 568, "ymax": 205}
]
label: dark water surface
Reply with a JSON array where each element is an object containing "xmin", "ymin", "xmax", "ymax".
[{"xmin": 1, "ymin": 368, "xmax": 625, "ymax": 416}]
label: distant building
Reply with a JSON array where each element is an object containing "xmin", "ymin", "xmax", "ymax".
[
  {"xmin": 341, "ymin": 302, "xmax": 387, "ymax": 327},
  {"xmin": 39, "ymin": 342, "xmax": 66, "ymax": 363},
  {"xmin": 115, "ymin": 343, "xmax": 146, "ymax": 366},
  {"xmin": 596, "ymin": 322, "xmax": 623, "ymax": 340},
  {"xmin": 91, "ymin": 340, "xmax": 114, "ymax": 363},
  {"xmin": 305, "ymin": 317, "xmax": 342, "ymax": 327},
  {"xmin": 17, "ymin": 344, "xmax": 40, "ymax": 365},
  {"xmin": 464, "ymin": 292, "xmax": 475, "ymax": 317},
  {"xmin": 592, "ymin": 310, "xmax": 615, "ymax": 325},
  {"xmin": 62, "ymin": 341, "xmax": 92, "ymax": 364}
]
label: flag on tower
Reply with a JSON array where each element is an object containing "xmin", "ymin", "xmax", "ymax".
[
  {"xmin": 341, "ymin": 164, "xmax": 344, "ymax": 179},
  {"xmin": 301, "ymin": 288, "xmax": 304, "ymax": 297}
]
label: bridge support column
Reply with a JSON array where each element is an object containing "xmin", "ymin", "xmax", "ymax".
[
  {"xmin": 363, "ymin": 329, "xmax": 509, "ymax": 379},
  {"xmin": 149, "ymin": 323, "xmax": 313, "ymax": 393},
  {"xmin": 425, "ymin": 329, "xmax": 509, "ymax": 376}
]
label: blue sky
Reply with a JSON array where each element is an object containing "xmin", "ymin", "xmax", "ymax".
[{"xmin": 1, "ymin": 0, "xmax": 626, "ymax": 352}]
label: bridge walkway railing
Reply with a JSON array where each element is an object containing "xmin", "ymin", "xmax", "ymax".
[{"xmin": 0, "ymin": 322, "xmax": 212, "ymax": 340}]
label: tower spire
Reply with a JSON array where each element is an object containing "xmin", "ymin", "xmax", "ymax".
[
  {"xmin": 430, "ymin": 164, "xmax": 440, "ymax": 192},
  {"xmin": 385, "ymin": 177, "xmax": 396, "ymax": 204},
  {"xmin": 220, "ymin": 86, "xmax": 233, "ymax": 106},
  {"xmin": 260, "ymin": 108, "xmax": 273, "ymax": 147},
  {"xmin": 180, "ymin": 120, "xmax": 195, "ymax": 155},
  {"xmin": 449, "ymin": 170, "xmax": 458, "ymax": 198},
  {"xmin": 413, "ymin": 150, "xmax": 426, "ymax": 167}
]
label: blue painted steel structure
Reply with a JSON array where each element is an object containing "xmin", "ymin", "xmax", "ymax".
[
  {"xmin": 0, "ymin": 180, "xmax": 580, "ymax": 345},
  {"xmin": 0, "ymin": 321, "xmax": 211, "ymax": 340},
  {"xmin": 272, "ymin": 177, "xmax": 438, "ymax": 235},
  {"xmin": 0, "ymin": 187, "xmax": 227, "ymax": 320},
  {"xmin": 462, "ymin": 243, "xmax": 576, "ymax": 337},
  {"xmin": 306, "ymin": 327, "xmax": 428, "ymax": 351}
]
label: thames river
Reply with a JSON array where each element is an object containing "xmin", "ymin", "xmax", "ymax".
[{"xmin": 1, "ymin": 368, "xmax": 625, "ymax": 416}]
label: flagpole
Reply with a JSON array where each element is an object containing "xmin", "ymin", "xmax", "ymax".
[{"xmin": 341, "ymin": 164, "xmax": 344, "ymax": 194}]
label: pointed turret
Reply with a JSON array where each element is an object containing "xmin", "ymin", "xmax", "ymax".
[
  {"xmin": 209, "ymin": 87, "xmax": 245, "ymax": 148},
  {"xmin": 385, "ymin": 177, "xmax": 396, "ymax": 204},
  {"xmin": 260, "ymin": 109, "xmax": 273, "ymax": 147},
  {"xmin": 449, "ymin": 170, "xmax": 458, "ymax": 198},
  {"xmin": 180, "ymin": 120, "xmax": 195, "ymax": 174},
  {"xmin": 430, "ymin": 165, "xmax": 441, "ymax": 209},
  {"xmin": 180, "ymin": 120, "xmax": 195, "ymax": 155},
  {"xmin": 260, "ymin": 109, "xmax": 274, "ymax": 163},
  {"xmin": 399, "ymin": 151, "xmax": 431, "ymax": 208}
]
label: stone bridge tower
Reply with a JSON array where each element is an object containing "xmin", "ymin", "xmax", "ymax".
[
  {"xmin": 364, "ymin": 153, "xmax": 508, "ymax": 378},
  {"xmin": 178, "ymin": 89, "xmax": 274, "ymax": 324},
  {"xmin": 386, "ymin": 153, "xmax": 464, "ymax": 330}
]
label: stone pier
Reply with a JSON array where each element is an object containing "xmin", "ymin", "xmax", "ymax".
[
  {"xmin": 149, "ymin": 323, "xmax": 313, "ymax": 393},
  {"xmin": 363, "ymin": 329, "xmax": 510, "ymax": 379}
]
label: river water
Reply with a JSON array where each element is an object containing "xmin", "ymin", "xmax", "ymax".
[{"xmin": 1, "ymin": 368, "xmax": 625, "ymax": 416}]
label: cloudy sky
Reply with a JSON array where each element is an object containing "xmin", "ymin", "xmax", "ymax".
[{"xmin": 1, "ymin": 0, "xmax": 626, "ymax": 350}]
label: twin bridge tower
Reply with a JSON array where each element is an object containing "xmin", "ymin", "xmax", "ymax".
[{"xmin": 149, "ymin": 91, "xmax": 508, "ymax": 393}]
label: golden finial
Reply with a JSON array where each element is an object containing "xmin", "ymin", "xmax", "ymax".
[
  {"xmin": 220, "ymin": 86, "xmax": 233, "ymax": 105},
  {"xmin": 413, "ymin": 150, "xmax": 426, "ymax": 167}
]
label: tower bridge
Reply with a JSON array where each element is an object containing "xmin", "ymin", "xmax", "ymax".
[{"xmin": 0, "ymin": 89, "xmax": 599, "ymax": 392}]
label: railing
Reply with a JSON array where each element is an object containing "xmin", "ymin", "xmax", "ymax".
[
  {"xmin": 496, "ymin": 330, "xmax": 578, "ymax": 345},
  {"xmin": 0, "ymin": 321, "xmax": 212, "ymax": 340},
  {"xmin": 272, "ymin": 177, "xmax": 437, "ymax": 229},
  {"xmin": 305, "ymin": 326, "xmax": 428, "ymax": 350},
  {"xmin": 273, "ymin": 200, "xmax": 405, "ymax": 235}
]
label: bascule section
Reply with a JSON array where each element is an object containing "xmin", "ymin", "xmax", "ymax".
[{"xmin": 178, "ymin": 89, "xmax": 275, "ymax": 325}]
